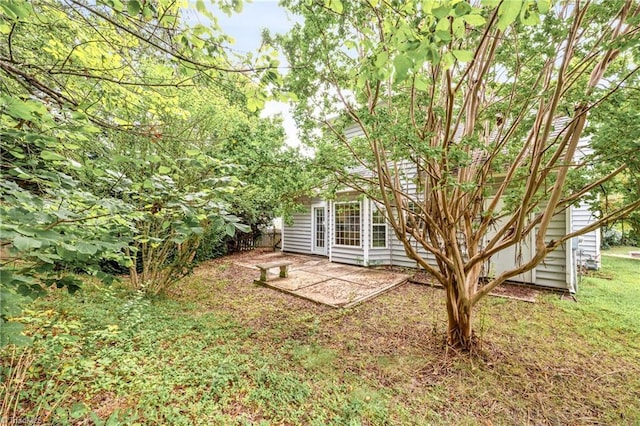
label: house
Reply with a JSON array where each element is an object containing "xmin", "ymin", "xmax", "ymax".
[{"xmin": 282, "ymin": 123, "xmax": 601, "ymax": 293}]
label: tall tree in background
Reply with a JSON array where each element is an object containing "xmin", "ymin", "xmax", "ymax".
[
  {"xmin": 280, "ymin": 0, "xmax": 640, "ymax": 349},
  {"xmin": 585, "ymin": 79, "xmax": 640, "ymax": 245}
]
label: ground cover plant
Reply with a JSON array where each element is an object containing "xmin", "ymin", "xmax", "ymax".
[{"xmin": 1, "ymin": 253, "xmax": 639, "ymax": 425}]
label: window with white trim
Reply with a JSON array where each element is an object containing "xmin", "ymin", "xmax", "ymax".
[
  {"xmin": 334, "ymin": 202, "xmax": 361, "ymax": 246},
  {"xmin": 371, "ymin": 204, "xmax": 387, "ymax": 248}
]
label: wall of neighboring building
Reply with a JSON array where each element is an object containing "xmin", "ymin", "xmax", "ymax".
[
  {"xmin": 571, "ymin": 202, "xmax": 601, "ymax": 269},
  {"xmin": 532, "ymin": 212, "xmax": 571, "ymax": 290}
]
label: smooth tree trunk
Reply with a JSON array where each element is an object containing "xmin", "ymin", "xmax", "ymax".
[
  {"xmin": 445, "ymin": 286, "xmax": 473, "ymax": 349},
  {"xmin": 443, "ymin": 263, "xmax": 482, "ymax": 350}
]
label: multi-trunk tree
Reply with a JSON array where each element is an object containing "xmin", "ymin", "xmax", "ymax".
[{"xmin": 279, "ymin": 0, "xmax": 640, "ymax": 349}]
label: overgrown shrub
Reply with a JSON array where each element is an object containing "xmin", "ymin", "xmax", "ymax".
[
  {"xmin": 602, "ymin": 228, "xmax": 623, "ymax": 248},
  {"xmin": 194, "ymin": 223, "xmax": 228, "ymax": 262}
]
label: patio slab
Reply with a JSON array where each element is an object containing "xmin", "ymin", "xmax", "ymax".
[
  {"xmin": 236, "ymin": 253, "xmax": 409, "ymax": 308},
  {"xmin": 298, "ymin": 264, "xmax": 358, "ymax": 278},
  {"xmin": 292, "ymin": 279, "xmax": 375, "ymax": 308}
]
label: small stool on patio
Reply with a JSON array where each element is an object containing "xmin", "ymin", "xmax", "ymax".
[{"xmin": 255, "ymin": 261, "xmax": 294, "ymax": 282}]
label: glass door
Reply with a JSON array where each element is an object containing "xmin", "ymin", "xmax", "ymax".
[{"xmin": 312, "ymin": 206, "xmax": 327, "ymax": 255}]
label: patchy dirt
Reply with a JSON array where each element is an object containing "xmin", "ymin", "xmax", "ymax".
[
  {"xmin": 486, "ymin": 283, "xmax": 540, "ymax": 303},
  {"xmin": 409, "ymin": 270, "xmax": 540, "ymax": 302}
]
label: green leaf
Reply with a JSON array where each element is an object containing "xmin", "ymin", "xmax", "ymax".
[
  {"xmin": 414, "ymin": 75, "xmax": 429, "ymax": 91},
  {"xmin": 452, "ymin": 17, "xmax": 465, "ymax": 37},
  {"xmin": 225, "ymin": 223, "xmax": 236, "ymax": 237},
  {"xmin": 435, "ymin": 17, "xmax": 450, "ymax": 33},
  {"xmin": 537, "ymin": 0, "xmax": 550, "ymax": 14},
  {"xmin": 233, "ymin": 223, "xmax": 250, "ymax": 233},
  {"xmin": 324, "ymin": 0, "xmax": 343, "ymax": 14},
  {"xmin": 393, "ymin": 54, "xmax": 412, "ymax": 82},
  {"xmin": 127, "ymin": 0, "xmax": 141, "ymax": 15},
  {"xmin": 112, "ymin": 0, "xmax": 124, "ymax": 12},
  {"xmin": 0, "ymin": 3, "xmax": 18, "ymax": 20},
  {"xmin": 40, "ymin": 150, "xmax": 66, "ymax": 161},
  {"xmin": 0, "ymin": 320, "xmax": 32, "ymax": 347},
  {"xmin": 374, "ymin": 51, "xmax": 389, "ymax": 68},
  {"xmin": 520, "ymin": 5, "xmax": 540, "ymax": 26},
  {"xmin": 195, "ymin": 0, "xmax": 206, "ymax": 14},
  {"xmin": 497, "ymin": 0, "xmax": 522, "ymax": 31},
  {"xmin": 0, "ymin": 2, "xmax": 29, "ymax": 20},
  {"xmin": 0, "ymin": 287, "xmax": 27, "ymax": 317},
  {"xmin": 158, "ymin": 165, "xmax": 171, "ymax": 174},
  {"xmin": 70, "ymin": 402, "xmax": 89, "ymax": 419},
  {"xmin": 4, "ymin": 98, "xmax": 35, "ymax": 120},
  {"xmin": 452, "ymin": 49, "xmax": 474, "ymax": 62},
  {"xmin": 435, "ymin": 30, "xmax": 451, "ymax": 42},
  {"xmin": 77, "ymin": 242, "xmax": 98, "ymax": 255},
  {"xmin": 13, "ymin": 235, "xmax": 42, "ymax": 251},
  {"xmin": 432, "ymin": 5, "xmax": 450, "ymax": 19},
  {"xmin": 463, "ymin": 14, "xmax": 486, "ymax": 26}
]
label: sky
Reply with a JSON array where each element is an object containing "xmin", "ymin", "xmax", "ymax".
[
  {"xmin": 215, "ymin": 0, "xmax": 297, "ymax": 54},
  {"xmin": 188, "ymin": 1, "xmax": 302, "ymax": 147}
]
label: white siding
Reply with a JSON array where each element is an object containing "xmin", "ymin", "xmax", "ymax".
[
  {"xmin": 571, "ymin": 203, "xmax": 601, "ymax": 268},
  {"xmin": 282, "ymin": 199, "xmax": 315, "ymax": 255},
  {"xmin": 534, "ymin": 212, "xmax": 570, "ymax": 290},
  {"xmin": 389, "ymin": 232, "xmax": 419, "ymax": 268}
]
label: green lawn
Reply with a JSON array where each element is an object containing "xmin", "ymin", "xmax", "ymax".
[
  {"xmin": 2, "ymin": 254, "xmax": 639, "ymax": 425},
  {"xmin": 601, "ymin": 245, "xmax": 640, "ymax": 257}
]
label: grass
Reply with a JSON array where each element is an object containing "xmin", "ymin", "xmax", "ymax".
[
  {"xmin": 1, "ymin": 253, "xmax": 639, "ymax": 425},
  {"xmin": 601, "ymin": 245, "xmax": 640, "ymax": 256}
]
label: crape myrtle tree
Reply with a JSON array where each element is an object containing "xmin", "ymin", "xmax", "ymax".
[{"xmin": 279, "ymin": 0, "xmax": 640, "ymax": 349}]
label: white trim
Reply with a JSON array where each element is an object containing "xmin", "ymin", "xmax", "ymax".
[
  {"xmin": 363, "ymin": 198, "xmax": 369, "ymax": 265},
  {"xmin": 567, "ymin": 207, "xmax": 576, "ymax": 293},
  {"xmin": 328, "ymin": 200, "xmax": 333, "ymax": 261}
]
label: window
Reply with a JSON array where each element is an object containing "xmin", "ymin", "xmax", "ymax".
[
  {"xmin": 371, "ymin": 205, "xmax": 387, "ymax": 248},
  {"xmin": 334, "ymin": 202, "xmax": 361, "ymax": 246}
]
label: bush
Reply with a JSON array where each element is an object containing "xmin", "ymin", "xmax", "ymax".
[
  {"xmin": 602, "ymin": 228, "xmax": 623, "ymax": 248},
  {"xmin": 194, "ymin": 225, "xmax": 228, "ymax": 262}
]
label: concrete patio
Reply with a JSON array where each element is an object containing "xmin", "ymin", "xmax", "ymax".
[{"xmin": 235, "ymin": 252, "xmax": 410, "ymax": 308}]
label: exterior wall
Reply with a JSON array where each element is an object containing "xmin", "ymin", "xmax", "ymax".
[
  {"xmin": 533, "ymin": 212, "xmax": 570, "ymax": 290},
  {"xmin": 282, "ymin": 196, "xmax": 573, "ymax": 290},
  {"xmin": 571, "ymin": 202, "xmax": 601, "ymax": 269},
  {"xmin": 282, "ymin": 198, "xmax": 315, "ymax": 255}
]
